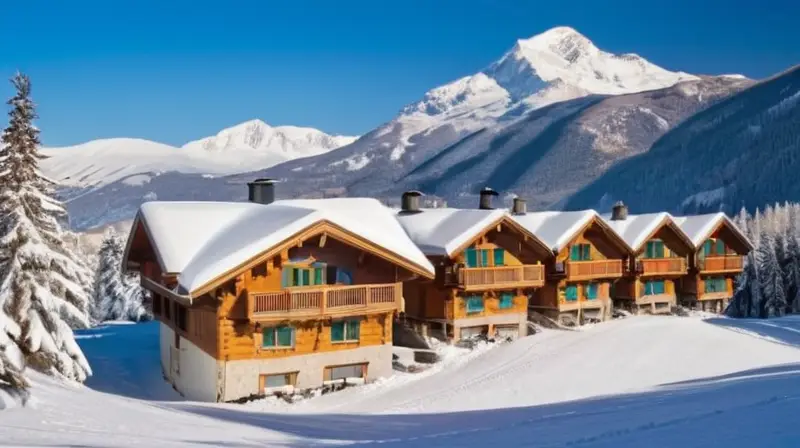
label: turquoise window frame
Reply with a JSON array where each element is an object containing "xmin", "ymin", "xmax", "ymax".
[
  {"xmin": 465, "ymin": 248, "xmax": 478, "ymax": 268},
  {"xmin": 644, "ymin": 280, "xmax": 665, "ymax": 295},
  {"xmin": 262, "ymin": 326, "xmax": 294, "ymax": 348},
  {"xmin": 466, "ymin": 295, "xmax": 485, "ymax": 313},
  {"xmin": 586, "ymin": 283, "xmax": 598, "ymax": 300},
  {"xmin": 331, "ymin": 320, "xmax": 360, "ymax": 342},
  {"xmin": 565, "ymin": 285, "xmax": 578, "ymax": 301},
  {"xmin": 493, "ymin": 248, "xmax": 505, "ymax": 267},
  {"xmin": 705, "ymin": 277, "xmax": 726, "ymax": 293}
]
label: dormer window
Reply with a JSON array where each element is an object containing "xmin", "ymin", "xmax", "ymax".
[{"xmin": 644, "ymin": 240, "xmax": 665, "ymax": 259}]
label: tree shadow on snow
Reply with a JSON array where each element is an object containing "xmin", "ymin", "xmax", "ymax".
[
  {"xmin": 706, "ymin": 316, "xmax": 800, "ymax": 348},
  {"xmin": 170, "ymin": 364, "xmax": 800, "ymax": 447}
]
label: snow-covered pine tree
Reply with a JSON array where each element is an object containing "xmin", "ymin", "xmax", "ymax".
[
  {"xmin": 784, "ymin": 204, "xmax": 800, "ymax": 312},
  {"xmin": 757, "ymin": 223, "xmax": 787, "ymax": 318},
  {"xmin": 0, "ymin": 73, "xmax": 91, "ymax": 384},
  {"xmin": 92, "ymin": 228, "xmax": 149, "ymax": 322}
]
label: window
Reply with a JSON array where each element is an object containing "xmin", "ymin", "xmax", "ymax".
[
  {"xmin": 701, "ymin": 239, "xmax": 714, "ymax": 258},
  {"xmin": 493, "ymin": 248, "xmax": 505, "ymax": 266},
  {"xmin": 585, "ymin": 283, "xmax": 598, "ymax": 300},
  {"xmin": 499, "ymin": 292, "xmax": 514, "ymax": 309},
  {"xmin": 262, "ymin": 326, "xmax": 295, "ymax": 348},
  {"xmin": 564, "ymin": 285, "xmax": 578, "ymax": 301},
  {"xmin": 645, "ymin": 240, "xmax": 665, "ymax": 259},
  {"xmin": 570, "ymin": 244, "xmax": 591, "ymax": 261},
  {"xmin": 331, "ymin": 320, "xmax": 360, "ymax": 342},
  {"xmin": 716, "ymin": 239, "xmax": 726, "ymax": 255},
  {"xmin": 465, "ymin": 295, "xmax": 484, "ymax": 313},
  {"xmin": 260, "ymin": 372, "xmax": 297, "ymax": 390},
  {"xmin": 644, "ymin": 280, "xmax": 666, "ymax": 295},
  {"xmin": 325, "ymin": 363, "xmax": 367, "ymax": 381},
  {"xmin": 283, "ymin": 264, "xmax": 327, "ymax": 287},
  {"xmin": 464, "ymin": 248, "xmax": 490, "ymax": 267},
  {"xmin": 705, "ymin": 277, "xmax": 726, "ymax": 293}
]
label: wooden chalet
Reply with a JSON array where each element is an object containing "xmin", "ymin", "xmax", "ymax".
[
  {"xmin": 122, "ymin": 180, "xmax": 435, "ymax": 402},
  {"xmin": 674, "ymin": 213, "xmax": 753, "ymax": 312},
  {"xmin": 512, "ymin": 208, "xmax": 632, "ymax": 326},
  {"xmin": 602, "ymin": 203, "xmax": 695, "ymax": 314},
  {"xmin": 396, "ymin": 190, "xmax": 553, "ymax": 341}
]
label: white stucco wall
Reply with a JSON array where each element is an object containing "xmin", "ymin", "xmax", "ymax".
[
  {"xmin": 158, "ymin": 322, "xmax": 220, "ymax": 402},
  {"xmin": 222, "ymin": 343, "xmax": 393, "ymax": 401}
]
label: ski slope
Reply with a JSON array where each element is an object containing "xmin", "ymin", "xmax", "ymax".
[{"xmin": 3, "ymin": 316, "xmax": 800, "ymax": 446}]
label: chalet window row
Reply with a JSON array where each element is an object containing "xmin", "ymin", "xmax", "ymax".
[
  {"xmin": 261, "ymin": 319, "xmax": 362, "ymax": 349},
  {"xmin": 569, "ymin": 244, "xmax": 592, "ymax": 261},
  {"xmin": 464, "ymin": 248, "xmax": 506, "ymax": 268},
  {"xmin": 464, "ymin": 292, "xmax": 515, "ymax": 314},
  {"xmin": 561, "ymin": 283, "xmax": 598, "ymax": 301},
  {"xmin": 701, "ymin": 238, "xmax": 729, "ymax": 257},
  {"xmin": 705, "ymin": 277, "xmax": 726, "ymax": 293},
  {"xmin": 643, "ymin": 280, "xmax": 666, "ymax": 295},
  {"xmin": 258, "ymin": 362, "xmax": 367, "ymax": 392}
]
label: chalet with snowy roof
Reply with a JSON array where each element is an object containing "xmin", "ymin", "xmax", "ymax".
[
  {"xmin": 122, "ymin": 179, "xmax": 435, "ymax": 402},
  {"xmin": 673, "ymin": 213, "xmax": 752, "ymax": 312},
  {"xmin": 512, "ymin": 207, "xmax": 631, "ymax": 326},
  {"xmin": 396, "ymin": 190, "xmax": 553, "ymax": 341},
  {"xmin": 601, "ymin": 203, "xmax": 695, "ymax": 315}
]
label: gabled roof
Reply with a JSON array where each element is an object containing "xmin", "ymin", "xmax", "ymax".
[
  {"xmin": 673, "ymin": 212, "xmax": 753, "ymax": 251},
  {"xmin": 600, "ymin": 212, "xmax": 693, "ymax": 252},
  {"xmin": 512, "ymin": 210, "xmax": 631, "ymax": 253},
  {"xmin": 126, "ymin": 198, "xmax": 436, "ymax": 296},
  {"xmin": 395, "ymin": 208, "xmax": 550, "ymax": 257}
]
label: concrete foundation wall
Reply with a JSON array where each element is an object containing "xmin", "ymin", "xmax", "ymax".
[
  {"xmin": 222, "ymin": 344, "xmax": 393, "ymax": 401},
  {"xmin": 452, "ymin": 313, "xmax": 527, "ymax": 340},
  {"xmin": 159, "ymin": 323, "xmax": 220, "ymax": 402}
]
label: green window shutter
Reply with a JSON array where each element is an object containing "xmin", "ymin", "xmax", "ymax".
[
  {"xmin": 291, "ymin": 268, "xmax": 300, "ymax": 286},
  {"xmin": 645, "ymin": 241, "xmax": 654, "ymax": 259},
  {"xmin": 655, "ymin": 241, "xmax": 664, "ymax": 258},
  {"xmin": 301, "ymin": 269, "xmax": 310, "ymax": 286},
  {"xmin": 570, "ymin": 246, "xmax": 581, "ymax": 261},
  {"xmin": 277, "ymin": 326, "xmax": 293, "ymax": 347},
  {"xmin": 493, "ymin": 249, "xmax": 505, "ymax": 266},
  {"xmin": 346, "ymin": 320, "xmax": 360, "ymax": 340},
  {"xmin": 263, "ymin": 328, "xmax": 275, "ymax": 347},
  {"xmin": 702, "ymin": 240, "xmax": 713, "ymax": 258},
  {"xmin": 281, "ymin": 269, "xmax": 291, "ymax": 288},
  {"xmin": 466, "ymin": 295, "xmax": 484, "ymax": 313},
  {"xmin": 314, "ymin": 268, "xmax": 324, "ymax": 285},
  {"xmin": 499, "ymin": 292, "xmax": 513, "ymax": 309},
  {"xmin": 586, "ymin": 283, "xmax": 598, "ymax": 300},
  {"xmin": 582, "ymin": 244, "xmax": 591, "ymax": 261},
  {"xmin": 566, "ymin": 285, "xmax": 578, "ymax": 301},
  {"xmin": 716, "ymin": 239, "xmax": 725, "ymax": 255},
  {"xmin": 465, "ymin": 249, "xmax": 478, "ymax": 268},
  {"xmin": 331, "ymin": 321, "xmax": 345, "ymax": 342},
  {"xmin": 654, "ymin": 280, "xmax": 665, "ymax": 294}
]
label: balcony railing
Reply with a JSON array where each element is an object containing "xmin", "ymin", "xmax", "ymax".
[
  {"xmin": 638, "ymin": 258, "xmax": 687, "ymax": 276},
  {"xmin": 564, "ymin": 260, "xmax": 624, "ymax": 281},
  {"xmin": 248, "ymin": 282, "xmax": 402, "ymax": 320},
  {"xmin": 456, "ymin": 265, "xmax": 545, "ymax": 291},
  {"xmin": 699, "ymin": 256, "xmax": 744, "ymax": 273}
]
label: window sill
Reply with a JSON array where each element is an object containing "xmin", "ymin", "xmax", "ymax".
[
  {"xmin": 261, "ymin": 346, "xmax": 295, "ymax": 351},
  {"xmin": 331, "ymin": 340, "xmax": 360, "ymax": 345}
]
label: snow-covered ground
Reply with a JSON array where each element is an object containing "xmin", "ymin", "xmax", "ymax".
[{"xmin": 3, "ymin": 316, "xmax": 800, "ymax": 446}]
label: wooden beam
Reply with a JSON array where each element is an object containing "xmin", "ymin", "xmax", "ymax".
[
  {"xmin": 141, "ymin": 276, "xmax": 193, "ymax": 307},
  {"xmin": 319, "ymin": 233, "xmax": 327, "ymax": 248}
]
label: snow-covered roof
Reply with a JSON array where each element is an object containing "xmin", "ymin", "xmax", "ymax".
[
  {"xmin": 673, "ymin": 212, "xmax": 752, "ymax": 250},
  {"xmin": 600, "ymin": 212, "xmax": 676, "ymax": 251},
  {"xmin": 512, "ymin": 210, "xmax": 608, "ymax": 252},
  {"xmin": 134, "ymin": 198, "xmax": 435, "ymax": 295},
  {"xmin": 395, "ymin": 208, "xmax": 509, "ymax": 256}
]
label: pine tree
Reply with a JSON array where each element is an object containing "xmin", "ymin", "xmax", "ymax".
[
  {"xmin": 92, "ymin": 228, "xmax": 149, "ymax": 322},
  {"xmin": 0, "ymin": 73, "xmax": 91, "ymax": 386},
  {"xmin": 758, "ymin": 224, "xmax": 787, "ymax": 317}
]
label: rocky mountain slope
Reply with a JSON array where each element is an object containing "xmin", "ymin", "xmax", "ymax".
[
  {"xmin": 565, "ymin": 65, "xmax": 800, "ymax": 214},
  {"xmin": 51, "ymin": 27, "xmax": 751, "ymax": 230}
]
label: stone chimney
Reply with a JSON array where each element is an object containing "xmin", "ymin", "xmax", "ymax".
[
  {"xmin": 479, "ymin": 187, "xmax": 499, "ymax": 210},
  {"xmin": 247, "ymin": 178, "xmax": 276, "ymax": 205},
  {"xmin": 400, "ymin": 191, "xmax": 422, "ymax": 213},
  {"xmin": 512, "ymin": 197, "xmax": 527, "ymax": 215},
  {"xmin": 611, "ymin": 201, "xmax": 628, "ymax": 221}
]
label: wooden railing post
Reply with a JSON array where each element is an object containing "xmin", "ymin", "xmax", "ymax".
[{"xmin": 320, "ymin": 288, "xmax": 327, "ymax": 316}]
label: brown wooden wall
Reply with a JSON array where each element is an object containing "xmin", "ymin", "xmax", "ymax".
[{"xmin": 219, "ymin": 313, "xmax": 392, "ymax": 361}]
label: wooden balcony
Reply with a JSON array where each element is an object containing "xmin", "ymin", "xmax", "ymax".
[
  {"xmin": 699, "ymin": 256, "xmax": 744, "ymax": 274},
  {"xmin": 457, "ymin": 265, "xmax": 545, "ymax": 291},
  {"xmin": 638, "ymin": 258, "xmax": 687, "ymax": 277},
  {"xmin": 564, "ymin": 260, "xmax": 624, "ymax": 281},
  {"xmin": 248, "ymin": 282, "xmax": 402, "ymax": 321}
]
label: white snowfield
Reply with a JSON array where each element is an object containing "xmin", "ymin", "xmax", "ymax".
[
  {"xmin": 134, "ymin": 198, "xmax": 436, "ymax": 294},
  {"xmin": 3, "ymin": 316, "xmax": 800, "ymax": 446},
  {"xmin": 39, "ymin": 119, "xmax": 357, "ymax": 189}
]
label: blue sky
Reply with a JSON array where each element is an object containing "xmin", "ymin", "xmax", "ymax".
[{"xmin": 1, "ymin": 0, "xmax": 798, "ymax": 147}]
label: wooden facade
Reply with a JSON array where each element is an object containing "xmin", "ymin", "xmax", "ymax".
[
  {"xmin": 402, "ymin": 216, "xmax": 552, "ymax": 341},
  {"xmin": 612, "ymin": 219, "xmax": 694, "ymax": 315},
  {"xmin": 531, "ymin": 216, "xmax": 630, "ymax": 326},
  {"xmin": 679, "ymin": 221, "xmax": 751, "ymax": 312},
  {"xmin": 126, "ymin": 219, "xmax": 430, "ymax": 401}
]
